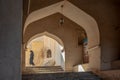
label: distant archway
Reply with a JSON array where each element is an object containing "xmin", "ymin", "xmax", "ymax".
[{"xmin": 25, "ymin": 32, "xmax": 65, "ymax": 70}]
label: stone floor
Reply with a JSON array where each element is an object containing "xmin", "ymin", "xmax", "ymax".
[
  {"xmin": 22, "ymin": 72, "xmax": 102, "ymax": 80},
  {"xmin": 23, "ymin": 66, "xmax": 64, "ymax": 74}
]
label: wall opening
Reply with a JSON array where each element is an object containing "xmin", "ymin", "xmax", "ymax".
[
  {"xmin": 26, "ymin": 35, "xmax": 65, "ymax": 67},
  {"xmin": 23, "ymin": 32, "xmax": 65, "ymax": 74}
]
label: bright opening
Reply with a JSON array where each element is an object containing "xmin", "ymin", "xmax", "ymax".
[{"xmin": 25, "ymin": 35, "xmax": 65, "ymax": 70}]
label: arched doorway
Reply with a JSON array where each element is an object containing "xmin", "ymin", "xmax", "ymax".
[
  {"xmin": 26, "ymin": 32, "xmax": 65, "ymax": 67},
  {"xmin": 22, "ymin": 0, "xmax": 100, "ymax": 73},
  {"xmin": 23, "ymin": 32, "xmax": 65, "ymax": 73}
]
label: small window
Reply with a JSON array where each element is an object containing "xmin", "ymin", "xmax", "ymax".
[{"xmin": 47, "ymin": 49, "xmax": 52, "ymax": 58}]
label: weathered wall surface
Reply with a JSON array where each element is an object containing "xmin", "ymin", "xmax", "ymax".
[
  {"xmin": 82, "ymin": 47, "xmax": 101, "ymax": 71},
  {"xmin": 0, "ymin": 0, "xmax": 22, "ymax": 80},
  {"xmin": 69, "ymin": 0, "xmax": 120, "ymax": 70}
]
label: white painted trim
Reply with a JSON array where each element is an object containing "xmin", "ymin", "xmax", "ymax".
[{"xmin": 88, "ymin": 45, "xmax": 100, "ymax": 52}]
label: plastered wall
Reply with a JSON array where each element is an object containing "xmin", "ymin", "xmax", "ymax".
[{"xmin": 0, "ymin": 0, "xmax": 22, "ymax": 80}]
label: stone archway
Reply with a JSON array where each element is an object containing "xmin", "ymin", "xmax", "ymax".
[
  {"xmin": 25, "ymin": 32, "xmax": 65, "ymax": 69},
  {"xmin": 23, "ymin": 1, "xmax": 100, "ymax": 71},
  {"xmin": 27, "ymin": 32, "xmax": 65, "ymax": 69},
  {"xmin": 23, "ymin": 32, "xmax": 65, "ymax": 71},
  {"xmin": 24, "ymin": 1, "xmax": 100, "ymax": 49}
]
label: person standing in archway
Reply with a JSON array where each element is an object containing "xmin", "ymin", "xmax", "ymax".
[{"xmin": 29, "ymin": 50, "xmax": 35, "ymax": 66}]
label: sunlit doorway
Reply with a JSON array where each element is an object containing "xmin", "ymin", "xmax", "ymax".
[{"xmin": 24, "ymin": 35, "xmax": 65, "ymax": 73}]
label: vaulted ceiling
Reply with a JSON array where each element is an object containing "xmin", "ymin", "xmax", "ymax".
[
  {"xmin": 23, "ymin": 0, "xmax": 120, "ymax": 30},
  {"xmin": 24, "ymin": 12, "xmax": 85, "ymax": 43}
]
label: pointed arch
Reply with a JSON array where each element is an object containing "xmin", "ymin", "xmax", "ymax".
[
  {"xmin": 25, "ymin": 32, "xmax": 65, "ymax": 69},
  {"xmin": 26, "ymin": 31, "xmax": 64, "ymax": 48},
  {"xmin": 24, "ymin": 1, "xmax": 100, "ymax": 48},
  {"xmin": 23, "ymin": 1, "xmax": 101, "ymax": 71}
]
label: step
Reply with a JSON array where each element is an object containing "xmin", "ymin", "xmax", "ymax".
[
  {"xmin": 22, "ymin": 72, "xmax": 101, "ymax": 80},
  {"xmin": 23, "ymin": 66, "xmax": 64, "ymax": 74}
]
